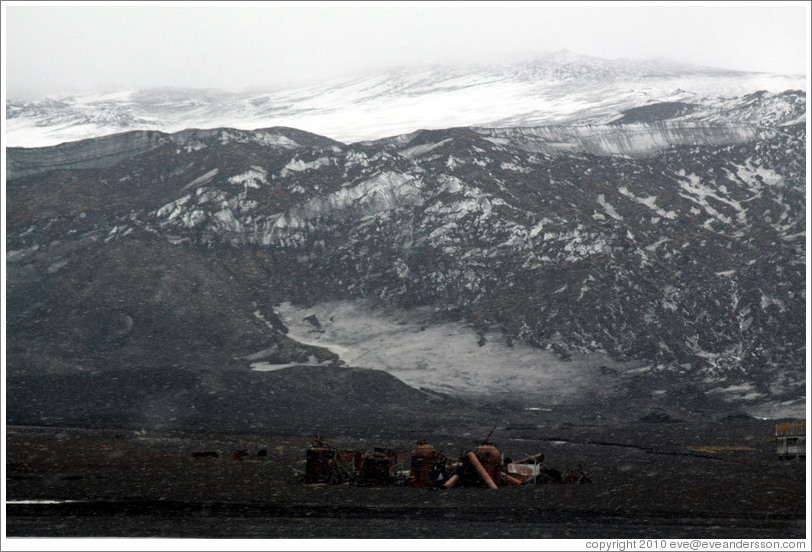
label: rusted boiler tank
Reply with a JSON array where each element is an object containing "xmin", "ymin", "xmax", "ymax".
[
  {"xmin": 468, "ymin": 444, "xmax": 500, "ymax": 489},
  {"xmin": 360, "ymin": 449, "xmax": 393, "ymax": 486},
  {"xmin": 305, "ymin": 439, "xmax": 334, "ymax": 484},
  {"xmin": 444, "ymin": 442, "xmax": 502, "ymax": 489},
  {"xmin": 410, "ymin": 442, "xmax": 442, "ymax": 487}
]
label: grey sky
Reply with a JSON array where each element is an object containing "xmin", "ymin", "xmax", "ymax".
[{"xmin": 3, "ymin": 1, "xmax": 809, "ymax": 98}]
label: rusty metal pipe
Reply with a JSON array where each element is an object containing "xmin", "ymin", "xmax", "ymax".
[
  {"xmin": 443, "ymin": 474, "xmax": 460, "ymax": 488},
  {"xmin": 503, "ymin": 474, "xmax": 524, "ymax": 486},
  {"xmin": 466, "ymin": 451, "xmax": 498, "ymax": 489}
]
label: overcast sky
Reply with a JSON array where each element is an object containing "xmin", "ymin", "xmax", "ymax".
[{"xmin": 3, "ymin": 1, "xmax": 809, "ymax": 98}]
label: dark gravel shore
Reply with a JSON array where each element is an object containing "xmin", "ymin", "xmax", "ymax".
[{"xmin": 5, "ymin": 418, "xmax": 806, "ymax": 539}]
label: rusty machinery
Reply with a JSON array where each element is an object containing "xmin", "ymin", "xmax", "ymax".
[
  {"xmin": 306, "ymin": 436, "xmax": 590, "ymax": 488},
  {"xmin": 305, "ymin": 438, "xmax": 405, "ymax": 486},
  {"xmin": 304, "ymin": 437, "xmax": 362, "ymax": 485},
  {"xmin": 359, "ymin": 448, "xmax": 403, "ymax": 486}
]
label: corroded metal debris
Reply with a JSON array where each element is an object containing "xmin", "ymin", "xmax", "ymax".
[{"xmin": 304, "ymin": 436, "xmax": 590, "ymax": 488}]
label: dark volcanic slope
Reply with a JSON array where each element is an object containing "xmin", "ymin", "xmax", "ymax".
[
  {"xmin": 7, "ymin": 128, "xmax": 345, "ymax": 376},
  {"xmin": 6, "ymin": 365, "xmax": 468, "ymax": 435},
  {"xmin": 8, "ymin": 233, "xmax": 287, "ymax": 372},
  {"xmin": 5, "ymin": 103, "xmax": 807, "ymax": 426}
]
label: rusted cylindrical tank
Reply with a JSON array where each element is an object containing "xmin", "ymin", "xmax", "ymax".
[
  {"xmin": 410, "ymin": 442, "xmax": 438, "ymax": 488},
  {"xmin": 474, "ymin": 444, "xmax": 501, "ymax": 488},
  {"xmin": 360, "ymin": 450, "xmax": 391, "ymax": 486},
  {"xmin": 466, "ymin": 451, "xmax": 498, "ymax": 489},
  {"xmin": 305, "ymin": 443, "xmax": 333, "ymax": 484}
]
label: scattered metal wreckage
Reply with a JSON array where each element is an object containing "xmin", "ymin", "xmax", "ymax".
[
  {"xmin": 775, "ymin": 422, "xmax": 806, "ymax": 459},
  {"xmin": 304, "ymin": 434, "xmax": 591, "ymax": 488}
]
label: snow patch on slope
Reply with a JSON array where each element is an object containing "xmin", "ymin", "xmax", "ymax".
[
  {"xmin": 181, "ymin": 168, "xmax": 219, "ymax": 191},
  {"xmin": 266, "ymin": 300, "xmax": 634, "ymax": 405},
  {"xmin": 280, "ymin": 157, "xmax": 331, "ymax": 176},
  {"xmin": 280, "ymin": 172, "xmax": 422, "ymax": 224},
  {"xmin": 228, "ymin": 167, "xmax": 267, "ymax": 189},
  {"xmin": 618, "ymin": 187, "xmax": 677, "ymax": 219},
  {"xmin": 597, "ymin": 194, "xmax": 623, "ymax": 221},
  {"xmin": 398, "ymin": 138, "xmax": 453, "ymax": 159}
]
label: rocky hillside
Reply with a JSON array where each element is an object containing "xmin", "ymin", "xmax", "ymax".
[{"xmin": 5, "ymin": 91, "xmax": 806, "ymax": 420}]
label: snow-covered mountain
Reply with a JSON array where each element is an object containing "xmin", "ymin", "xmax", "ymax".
[
  {"xmin": 5, "ymin": 51, "xmax": 805, "ymax": 148},
  {"xmin": 5, "ymin": 52, "xmax": 806, "ymax": 424},
  {"xmin": 7, "ymin": 125, "xmax": 806, "ymax": 420}
]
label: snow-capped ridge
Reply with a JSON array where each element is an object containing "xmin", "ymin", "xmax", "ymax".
[{"xmin": 5, "ymin": 53, "xmax": 805, "ymax": 148}]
